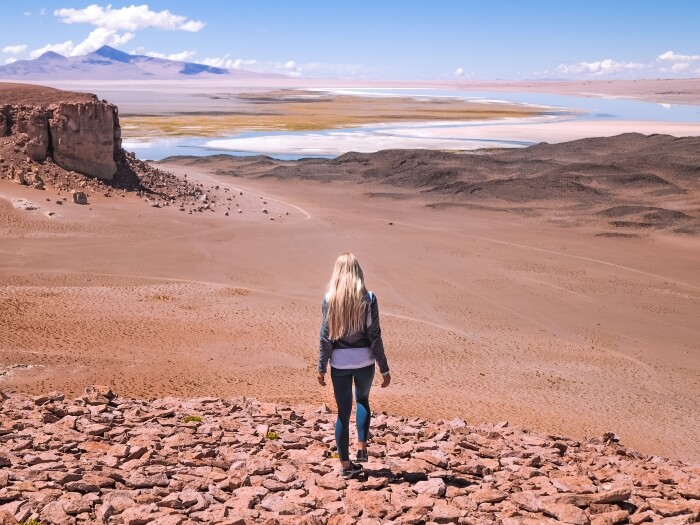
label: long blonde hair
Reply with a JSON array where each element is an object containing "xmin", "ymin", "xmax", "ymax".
[{"xmin": 326, "ymin": 253, "xmax": 368, "ymax": 340}]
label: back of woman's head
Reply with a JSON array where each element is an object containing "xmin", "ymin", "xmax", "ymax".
[{"xmin": 326, "ymin": 253, "xmax": 368, "ymax": 340}]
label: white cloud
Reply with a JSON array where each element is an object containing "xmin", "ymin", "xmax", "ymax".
[
  {"xmin": 232, "ymin": 58, "xmax": 257, "ymax": 69},
  {"xmin": 2, "ymin": 44, "xmax": 27, "ymax": 55},
  {"xmin": 28, "ymin": 4, "xmax": 204, "ymax": 60},
  {"xmin": 40, "ymin": 8, "xmax": 46, "ymax": 16},
  {"xmin": 55, "ymin": 4, "xmax": 205, "ymax": 32},
  {"xmin": 671, "ymin": 63, "xmax": 690, "ymax": 72},
  {"xmin": 200, "ymin": 55, "xmax": 257, "ymax": 69},
  {"xmin": 558, "ymin": 58, "xmax": 645, "ymax": 76},
  {"xmin": 144, "ymin": 50, "xmax": 196, "ymax": 62},
  {"xmin": 657, "ymin": 50, "xmax": 700, "ymax": 63},
  {"xmin": 197, "ymin": 56, "xmax": 365, "ymax": 78},
  {"xmin": 5, "ymin": 58, "xmax": 17, "ymax": 64},
  {"xmin": 29, "ymin": 28, "xmax": 135, "ymax": 58},
  {"xmin": 454, "ymin": 67, "xmax": 464, "ymax": 76},
  {"xmin": 23, "ymin": 11, "xmax": 31, "ymax": 16},
  {"xmin": 180, "ymin": 20, "xmax": 205, "ymax": 32},
  {"xmin": 30, "ymin": 40, "xmax": 75, "ymax": 58},
  {"xmin": 71, "ymin": 28, "xmax": 135, "ymax": 55}
]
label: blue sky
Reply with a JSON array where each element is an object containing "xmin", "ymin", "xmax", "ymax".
[{"xmin": 2, "ymin": 1, "xmax": 700, "ymax": 79}]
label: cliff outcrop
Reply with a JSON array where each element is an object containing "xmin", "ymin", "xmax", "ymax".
[
  {"xmin": 0, "ymin": 84, "xmax": 212, "ymax": 210},
  {"xmin": 0, "ymin": 84, "xmax": 120, "ymax": 180},
  {"xmin": 0, "ymin": 387, "xmax": 698, "ymax": 524}
]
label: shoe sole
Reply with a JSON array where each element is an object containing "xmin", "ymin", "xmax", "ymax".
[{"xmin": 341, "ymin": 465, "xmax": 363, "ymax": 479}]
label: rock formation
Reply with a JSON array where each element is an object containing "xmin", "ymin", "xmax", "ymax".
[
  {"xmin": 49, "ymin": 102, "xmax": 121, "ymax": 180},
  {"xmin": 0, "ymin": 387, "xmax": 698, "ymax": 524},
  {"xmin": 0, "ymin": 84, "xmax": 120, "ymax": 180}
]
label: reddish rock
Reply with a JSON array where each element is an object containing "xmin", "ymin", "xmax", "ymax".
[
  {"xmin": 541, "ymin": 501, "xmax": 590, "ymax": 525},
  {"xmin": 647, "ymin": 497, "xmax": 692, "ymax": 517},
  {"xmin": 471, "ymin": 488, "xmax": 508, "ymax": 504},
  {"xmin": 0, "ymin": 510, "xmax": 17, "ymax": 525},
  {"xmin": 412, "ymin": 478, "xmax": 446, "ymax": 497},
  {"xmin": 590, "ymin": 509, "xmax": 629, "ymax": 525},
  {"xmin": 430, "ymin": 503, "xmax": 462, "ymax": 523},
  {"xmin": 551, "ymin": 475, "xmax": 598, "ymax": 494},
  {"xmin": 593, "ymin": 485, "xmax": 632, "ymax": 504},
  {"xmin": 50, "ymin": 102, "xmax": 120, "ymax": 180}
]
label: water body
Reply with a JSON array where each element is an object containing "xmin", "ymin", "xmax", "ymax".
[{"xmin": 124, "ymin": 89, "xmax": 700, "ymax": 160}]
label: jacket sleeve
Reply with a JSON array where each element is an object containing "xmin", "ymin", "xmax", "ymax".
[
  {"xmin": 318, "ymin": 298, "xmax": 333, "ymax": 374},
  {"xmin": 368, "ymin": 294, "xmax": 390, "ymax": 374}
]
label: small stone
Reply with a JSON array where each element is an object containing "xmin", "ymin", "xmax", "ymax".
[
  {"xmin": 413, "ymin": 478, "xmax": 446, "ymax": 497},
  {"xmin": 71, "ymin": 190, "xmax": 88, "ymax": 205},
  {"xmin": 0, "ymin": 510, "xmax": 17, "ymax": 525},
  {"xmin": 647, "ymin": 498, "xmax": 692, "ymax": 517},
  {"xmin": 541, "ymin": 502, "xmax": 590, "ymax": 525}
]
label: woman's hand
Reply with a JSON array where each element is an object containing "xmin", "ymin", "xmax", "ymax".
[
  {"xmin": 317, "ymin": 373, "xmax": 326, "ymax": 386},
  {"xmin": 381, "ymin": 373, "xmax": 391, "ymax": 388}
]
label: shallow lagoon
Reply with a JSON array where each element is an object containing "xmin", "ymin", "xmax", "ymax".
[{"xmin": 124, "ymin": 88, "xmax": 700, "ymax": 160}]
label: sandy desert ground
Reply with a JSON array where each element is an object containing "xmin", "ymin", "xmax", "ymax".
[{"xmin": 1, "ymin": 135, "xmax": 699, "ymax": 464}]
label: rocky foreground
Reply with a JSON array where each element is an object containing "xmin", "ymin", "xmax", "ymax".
[{"xmin": 0, "ymin": 388, "xmax": 698, "ymax": 525}]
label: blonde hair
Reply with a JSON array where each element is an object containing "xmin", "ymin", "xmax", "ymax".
[{"xmin": 326, "ymin": 253, "xmax": 368, "ymax": 340}]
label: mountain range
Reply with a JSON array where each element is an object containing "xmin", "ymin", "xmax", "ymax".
[{"xmin": 0, "ymin": 45, "xmax": 281, "ymax": 81}]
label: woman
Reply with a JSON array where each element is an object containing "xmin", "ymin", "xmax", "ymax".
[{"xmin": 318, "ymin": 253, "xmax": 391, "ymax": 478}]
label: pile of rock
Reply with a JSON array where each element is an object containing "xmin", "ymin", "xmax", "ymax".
[{"xmin": 0, "ymin": 387, "xmax": 697, "ymax": 524}]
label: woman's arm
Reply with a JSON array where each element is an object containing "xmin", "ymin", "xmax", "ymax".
[
  {"xmin": 367, "ymin": 294, "xmax": 390, "ymax": 376},
  {"xmin": 318, "ymin": 298, "xmax": 333, "ymax": 375}
]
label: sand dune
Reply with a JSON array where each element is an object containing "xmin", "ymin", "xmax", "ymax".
[{"xmin": 1, "ymin": 135, "xmax": 699, "ymax": 463}]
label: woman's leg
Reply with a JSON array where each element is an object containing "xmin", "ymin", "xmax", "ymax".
[
  {"xmin": 353, "ymin": 364, "xmax": 375, "ymax": 449},
  {"xmin": 330, "ymin": 367, "xmax": 354, "ymax": 467}
]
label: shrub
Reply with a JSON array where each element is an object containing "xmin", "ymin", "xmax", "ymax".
[
  {"xmin": 266, "ymin": 430, "xmax": 279, "ymax": 441},
  {"xmin": 183, "ymin": 415, "xmax": 202, "ymax": 423}
]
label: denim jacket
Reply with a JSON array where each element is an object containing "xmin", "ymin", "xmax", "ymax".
[{"xmin": 318, "ymin": 292, "xmax": 390, "ymax": 375}]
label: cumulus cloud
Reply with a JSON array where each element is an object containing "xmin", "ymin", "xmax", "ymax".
[
  {"xmin": 558, "ymin": 58, "xmax": 645, "ymax": 75},
  {"xmin": 5, "ymin": 58, "xmax": 17, "ymax": 64},
  {"xmin": 30, "ymin": 41, "xmax": 75, "ymax": 58},
  {"xmin": 198, "ymin": 56, "xmax": 364, "ymax": 78},
  {"xmin": 545, "ymin": 51, "xmax": 700, "ymax": 79},
  {"xmin": 671, "ymin": 63, "xmax": 690, "ymax": 72},
  {"xmin": 55, "ymin": 4, "xmax": 205, "ymax": 32},
  {"xmin": 454, "ymin": 67, "xmax": 464, "ymax": 77},
  {"xmin": 2, "ymin": 44, "xmax": 27, "ymax": 55},
  {"xmin": 28, "ymin": 4, "xmax": 204, "ymax": 60},
  {"xmin": 29, "ymin": 28, "xmax": 135, "ymax": 58},
  {"xmin": 71, "ymin": 28, "xmax": 135, "ymax": 55},
  {"xmin": 144, "ymin": 50, "xmax": 197, "ymax": 62},
  {"xmin": 200, "ymin": 56, "xmax": 258, "ymax": 69},
  {"xmin": 202, "ymin": 56, "xmax": 303, "ymax": 76},
  {"xmin": 657, "ymin": 50, "xmax": 700, "ymax": 62}
]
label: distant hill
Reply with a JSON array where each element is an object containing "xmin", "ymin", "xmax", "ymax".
[{"xmin": 0, "ymin": 45, "xmax": 281, "ymax": 81}]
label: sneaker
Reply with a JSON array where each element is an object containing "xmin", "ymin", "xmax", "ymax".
[
  {"xmin": 356, "ymin": 448, "xmax": 368, "ymax": 463},
  {"xmin": 340, "ymin": 463, "xmax": 363, "ymax": 479}
]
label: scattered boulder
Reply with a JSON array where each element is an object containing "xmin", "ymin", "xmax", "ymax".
[{"xmin": 72, "ymin": 190, "xmax": 88, "ymax": 205}]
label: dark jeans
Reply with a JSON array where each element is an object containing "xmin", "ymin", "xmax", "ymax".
[{"xmin": 330, "ymin": 363, "xmax": 375, "ymax": 461}]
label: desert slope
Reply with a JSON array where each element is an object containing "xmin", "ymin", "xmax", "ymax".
[{"xmin": 2, "ymin": 133, "xmax": 699, "ymax": 464}]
